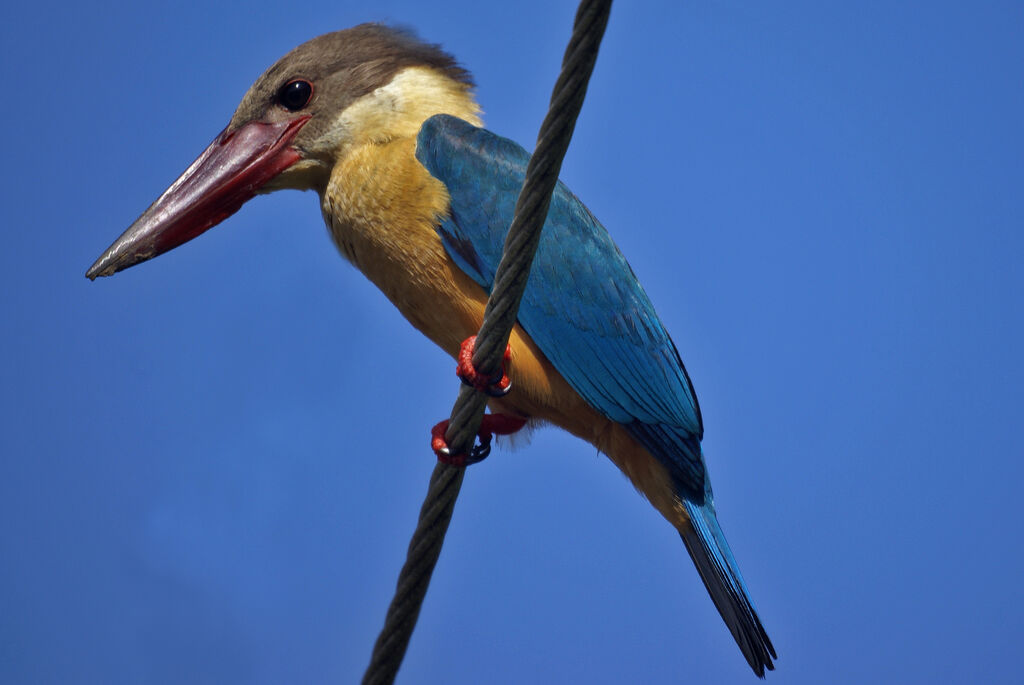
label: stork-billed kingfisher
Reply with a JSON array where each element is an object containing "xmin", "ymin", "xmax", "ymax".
[{"xmin": 87, "ymin": 24, "xmax": 776, "ymax": 676}]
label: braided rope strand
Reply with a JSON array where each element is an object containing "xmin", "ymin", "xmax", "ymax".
[{"xmin": 361, "ymin": 2, "xmax": 613, "ymax": 682}]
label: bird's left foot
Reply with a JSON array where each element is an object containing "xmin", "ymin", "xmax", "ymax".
[{"xmin": 431, "ymin": 414, "xmax": 527, "ymax": 467}]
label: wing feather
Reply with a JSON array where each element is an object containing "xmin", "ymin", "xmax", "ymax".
[{"xmin": 417, "ymin": 115, "xmax": 707, "ymax": 500}]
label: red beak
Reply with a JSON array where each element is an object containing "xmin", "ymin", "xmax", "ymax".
[{"xmin": 86, "ymin": 116, "xmax": 311, "ymax": 280}]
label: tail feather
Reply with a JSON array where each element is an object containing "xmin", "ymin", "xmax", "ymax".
[{"xmin": 680, "ymin": 499, "xmax": 776, "ymax": 677}]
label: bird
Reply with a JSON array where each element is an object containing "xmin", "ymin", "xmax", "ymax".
[{"xmin": 86, "ymin": 24, "xmax": 776, "ymax": 676}]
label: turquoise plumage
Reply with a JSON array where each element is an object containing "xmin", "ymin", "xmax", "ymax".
[
  {"xmin": 418, "ymin": 114, "xmax": 706, "ymax": 498},
  {"xmin": 417, "ymin": 114, "xmax": 775, "ymax": 674}
]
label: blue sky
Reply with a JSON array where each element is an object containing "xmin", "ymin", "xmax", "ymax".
[{"xmin": 2, "ymin": 1, "xmax": 1023, "ymax": 683}]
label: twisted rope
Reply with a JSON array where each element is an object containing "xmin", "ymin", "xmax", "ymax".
[{"xmin": 362, "ymin": 2, "xmax": 613, "ymax": 683}]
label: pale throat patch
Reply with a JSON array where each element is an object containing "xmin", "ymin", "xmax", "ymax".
[{"xmin": 326, "ymin": 66, "xmax": 483, "ymax": 154}]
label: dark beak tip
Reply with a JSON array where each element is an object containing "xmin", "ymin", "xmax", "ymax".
[
  {"xmin": 85, "ymin": 252, "xmax": 121, "ymax": 280},
  {"xmin": 86, "ymin": 115, "xmax": 310, "ymax": 282}
]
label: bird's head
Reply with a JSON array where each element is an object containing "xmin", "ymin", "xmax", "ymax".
[{"xmin": 86, "ymin": 24, "xmax": 479, "ymax": 280}]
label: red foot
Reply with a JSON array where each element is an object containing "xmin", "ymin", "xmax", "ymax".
[
  {"xmin": 431, "ymin": 414, "xmax": 528, "ymax": 466},
  {"xmin": 457, "ymin": 336, "xmax": 513, "ymax": 397}
]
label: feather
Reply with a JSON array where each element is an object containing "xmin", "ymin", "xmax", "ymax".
[{"xmin": 416, "ymin": 114, "xmax": 706, "ymax": 500}]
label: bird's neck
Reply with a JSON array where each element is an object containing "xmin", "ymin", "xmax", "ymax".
[
  {"xmin": 322, "ymin": 136, "xmax": 448, "ymax": 273},
  {"xmin": 334, "ymin": 67, "xmax": 482, "ymax": 144},
  {"xmin": 318, "ymin": 68, "xmax": 488, "ymax": 351},
  {"xmin": 320, "ymin": 65, "xmax": 482, "ymax": 279},
  {"xmin": 320, "ymin": 134, "xmax": 489, "ymax": 354}
]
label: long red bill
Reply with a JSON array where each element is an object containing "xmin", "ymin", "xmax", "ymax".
[{"xmin": 86, "ymin": 116, "xmax": 310, "ymax": 280}]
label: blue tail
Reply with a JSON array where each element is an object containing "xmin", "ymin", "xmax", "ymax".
[{"xmin": 680, "ymin": 498, "xmax": 776, "ymax": 677}]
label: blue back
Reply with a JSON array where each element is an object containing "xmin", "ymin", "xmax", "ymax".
[{"xmin": 416, "ymin": 115, "xmax": 708, "ymax": 501}]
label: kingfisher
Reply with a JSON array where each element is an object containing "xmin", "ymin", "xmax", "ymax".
[{"xmin": 87, "ymin": 24, "xmax": 776, "ymax": 676}]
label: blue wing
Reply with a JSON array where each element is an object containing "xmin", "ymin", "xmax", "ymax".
[{"xmin": 417, "ymin": 115, "xmax": 707, "ymax": 501}]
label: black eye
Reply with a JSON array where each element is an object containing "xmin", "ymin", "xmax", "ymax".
[{"xmin": 277, "ymin": 79, "xmax": 313, "ymax": 111}]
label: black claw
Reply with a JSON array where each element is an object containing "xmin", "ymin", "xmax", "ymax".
[
  {"xmin": 485, "ymin": 378, "xmax": 512, "ymax": 398},
  {"xmin": 468, "ymin": 436, "xmax": 492, "ymax": 464}
]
